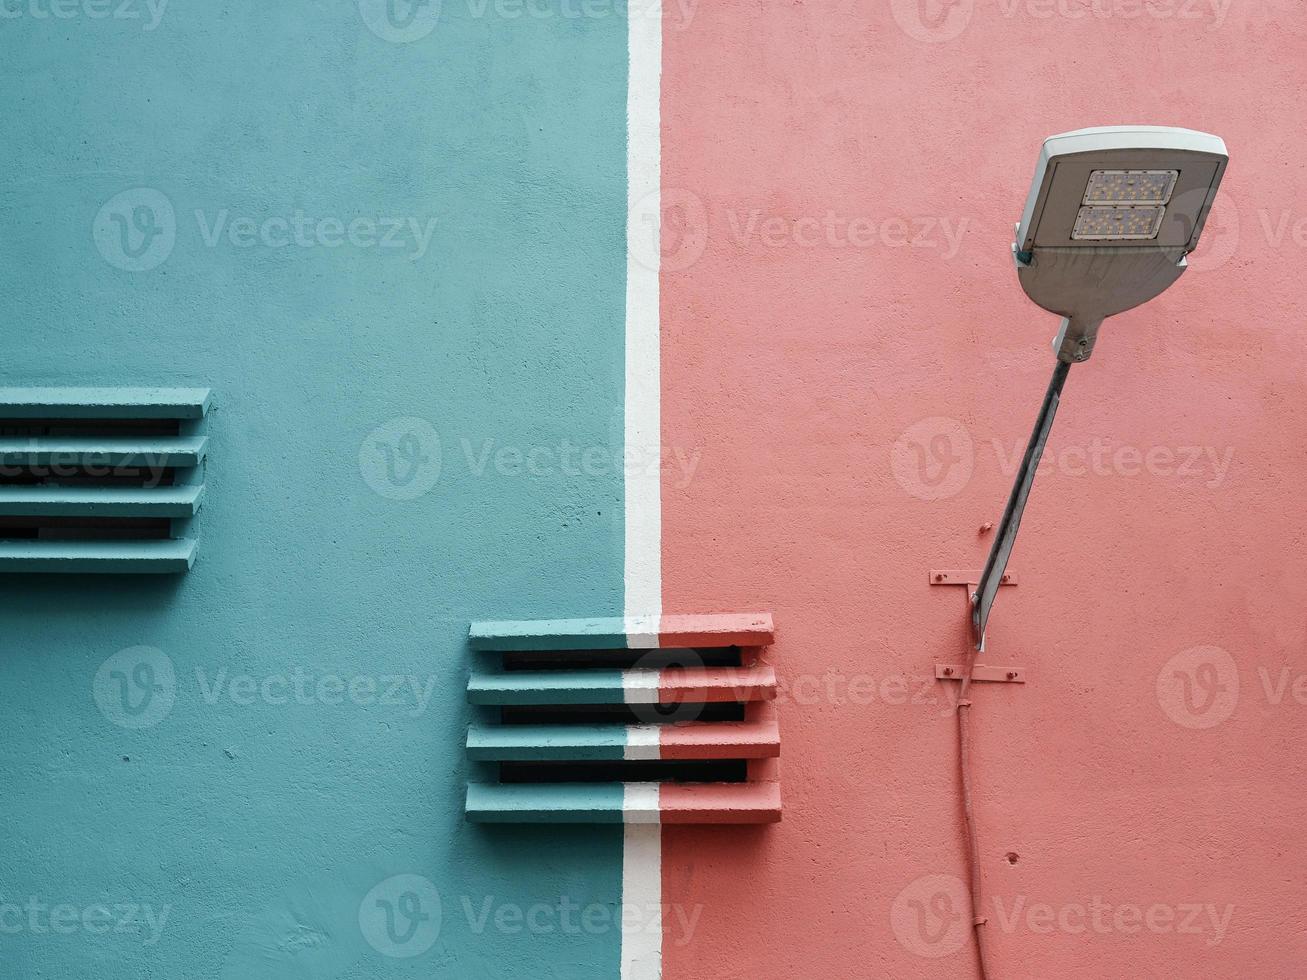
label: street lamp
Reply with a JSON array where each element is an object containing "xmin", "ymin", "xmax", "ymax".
[
  {"xmin": 955, "ymin": 127, "xmax": 1228, "ymax": 980},
  {"xmin": 973, "ymin": 126, "xmax": 1229, "ymax": 641}
]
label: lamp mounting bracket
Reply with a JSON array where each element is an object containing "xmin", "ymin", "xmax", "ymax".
[
  {"xmin": 935, "ymin": 663, "xmax": 1027, "ymax": 684},
  {"xmin": 929, "ymin": 569, "xmax": 1018, "ymax": 591}
]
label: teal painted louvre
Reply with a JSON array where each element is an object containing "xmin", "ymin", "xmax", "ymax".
[
  {"xmin": 466, "ymin": 614, "xmax": 782, "ymax": 824},
  {"xmin": 0, "ymin": 388, "xmax": 209, "ymax": 573},
  {"xmin": 0, "ymin": 387, "xmax": 211, "ymax": 419}
]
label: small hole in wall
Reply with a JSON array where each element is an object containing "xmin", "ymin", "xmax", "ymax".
[{"xmin": 1005, "ymin": 852, "xmax": 1019, "ymax": 865}]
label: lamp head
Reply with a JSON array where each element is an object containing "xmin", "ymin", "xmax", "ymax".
[{"xmin": 1012, "ymin": 126, "xmax": 1228, "ymax": 362}]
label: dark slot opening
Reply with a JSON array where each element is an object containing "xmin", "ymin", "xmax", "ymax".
[
  {"xmin": 498, "ymin": 759, "xmax": 747, "ymax": 784},
  {"xmin": 0, "ymin": 419, "xmax": 186, "ymax": 487},
  {"xmin": 502, "ymin": 647, "xmax": 743, "ymax": 670},
  {"xmin": 0, "ymin": 466, "xmax": 178, "ymax": 487},
  {"xmin": 0, "ymin": 516, "xmax": 171, "ymax": 541},
  {"xmin": 0, "ymin": 418, "xmax": 181, "ymax": 438},
  {"xmin": 0, "ymin": 416, "xmax": 193, "ymax": 543},
  {"xmin": 500, "ymin": 703, "xmax": 745, "ymax": 725}
]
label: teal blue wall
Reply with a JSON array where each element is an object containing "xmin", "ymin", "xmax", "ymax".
[{"xmin": 1, "ymin": 4, "xmax": 629, "ymax": 976}]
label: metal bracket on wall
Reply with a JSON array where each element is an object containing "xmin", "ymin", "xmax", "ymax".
[
  {"xmin": 929, "ymin": 569, "xmax": 1018, "ymax": 590},
  {"xmin": 929, "ymin": 567, "xmax": 1019, "ymax": 616},
  {"xmin": 935, "ymin": 664, "xmax": 1027, "ymax": 684},
  {"xmin": 930, "ymin": 569, "xmax": 1026, "ymax": 685}
]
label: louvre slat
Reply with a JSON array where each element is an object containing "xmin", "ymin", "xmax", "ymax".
[
  {"xmin": 466, "ymin": 664, "xmax": 777, "ymax": 706},
  {"xmin": 0, "ymin": 485, "xmax": 203, "ymax": 518},
  {"xmin": 465, "ymin": 781, "xmax": 781, "ymax": 824},
  {"xmin": 0, "ymin": 436, "xmax": 207, "ymax": 468},
  {"xmin": 469, "ymin": 613, "xmax": 774, "ymax": 651},
  {"xmin": 0, "ymin": 539, "xmax": 196, "ymax": 573},
  {"xmin": 0, "ymin": 387, "xmax": 210, "ymax": 419}
]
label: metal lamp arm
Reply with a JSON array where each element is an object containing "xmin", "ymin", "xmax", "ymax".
[{"xmin": 971, "ymin": 353, "xmax": 1073, "ymax": 643}]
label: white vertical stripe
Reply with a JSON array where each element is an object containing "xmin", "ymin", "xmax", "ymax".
[
  {"xmin": 621, "ymin": 792, "xmax": 665, "ymax": 980},
  {"xmin": 625, "ymin": 614, "xmax": 661, "ymax": 649},
  {"xmin": 622, "ymin": 668, "xmax": 662, "ymax": 704},
  {"xmin": 624, "ymin": 0, "xmax": 663, "ymax": 628},
  {"xmin": 622, "ymin": 782, "xmax": 663, "ymax": 823},
  {"xmin": 624, "ymin": 725, "xmax": 662, "ymax": 761},
  {"xmin": 624, "ymin": 4, "xmax": 663, "ymax": 980},
  {"xmin": 622, "ymin": 783, "xmax": 663, "ymax": 980}
]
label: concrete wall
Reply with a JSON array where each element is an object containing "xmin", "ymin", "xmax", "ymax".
[
  {"xmin": 1, "ymin": 4, "xmax": 629, "ymax": 977},
  {"xmin": 659, "ymin": 4, "xmax": 1307, "ymax": 978},
  {"xmin": 3, "ymin": 1, "xmax": 1306, "ymax": 978}
]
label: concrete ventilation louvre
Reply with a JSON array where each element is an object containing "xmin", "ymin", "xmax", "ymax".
[
  {"xmin": 464, "ymin": 614, "xmax": 781, "ymax": 824},
  {"xmin": 0, "ymin": 388, "xmax": 210, "ymax": 573}
]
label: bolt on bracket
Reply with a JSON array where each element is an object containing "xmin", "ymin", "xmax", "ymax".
[
  {"xmin": 930, "ymin": 569, "xmax": 1026, "ymax": 685},
  {"xmin": 929, "ymin": 569, "xmax": 1018, "ymax": 590},
  {"xmin": 935, "ymin": 664, "xmax": 1027, "ymax": 684}
]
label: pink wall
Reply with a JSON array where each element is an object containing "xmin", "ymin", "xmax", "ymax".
[{"xmin": 659, "ymin": 3, "xmax": 1307, "ymax": 977}]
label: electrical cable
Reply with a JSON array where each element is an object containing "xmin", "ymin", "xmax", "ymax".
[
  {"xmin": 958, "ymin": 613, "xmax": 990, "ymax": 980},
  {"xmin": 959, "ymin": 356, "xmax": 1073, "ymax": 978}
]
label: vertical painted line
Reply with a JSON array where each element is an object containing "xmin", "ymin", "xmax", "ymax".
[
  {"xmin": 623, "ymin": 2, "xmax": 663, "ymax": 979},
  {"xmin": 624, "ymin": 726, "xmax": 662, "ymax": 761},
  {"xmin": 622, "ymin": 668, "xmax": 662, "ymax": 704},
  {"xmin": 622, "ymin": 798, "xmax": 664, "ymax": 977},
  {"xmin": 623, "ymin": 783, "xmax": 663, "ymax": 824},
  {"xmin": 624, "ymin": 0, "xmax": 662, "ymax": 625},
  {"xmin": 621, "ymin": 798, "xmax": 665, "ymax": 975},
  {"xmin": 626, "ymin": 614, "xmax": 661, "ymax": 649}
]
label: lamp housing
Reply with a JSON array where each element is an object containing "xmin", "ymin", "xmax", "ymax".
[{"xmin": 1012, "ymin": 126, "xmax": 1228, "ymax": 362}]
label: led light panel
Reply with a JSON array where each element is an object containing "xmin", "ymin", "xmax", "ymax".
[
  {"xmin": 1072, "ymin": 205, "xmax": 1166, "ymax": 241},
  {"xmin": 1083, "ymin": 169, "xmax": 1179, "ymax": 206}
]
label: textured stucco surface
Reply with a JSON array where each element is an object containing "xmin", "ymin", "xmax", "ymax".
[
  {"xmin": 4, "ymin": 2, "xmax": 1307, "ymax": 978},
  {"xmin": 0, "ymin": 4, "xmax": 628, "ymax": 977},
  {"xmin": 660, "ymin": 2, "xmax": 1307, "ymax": 978}
]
